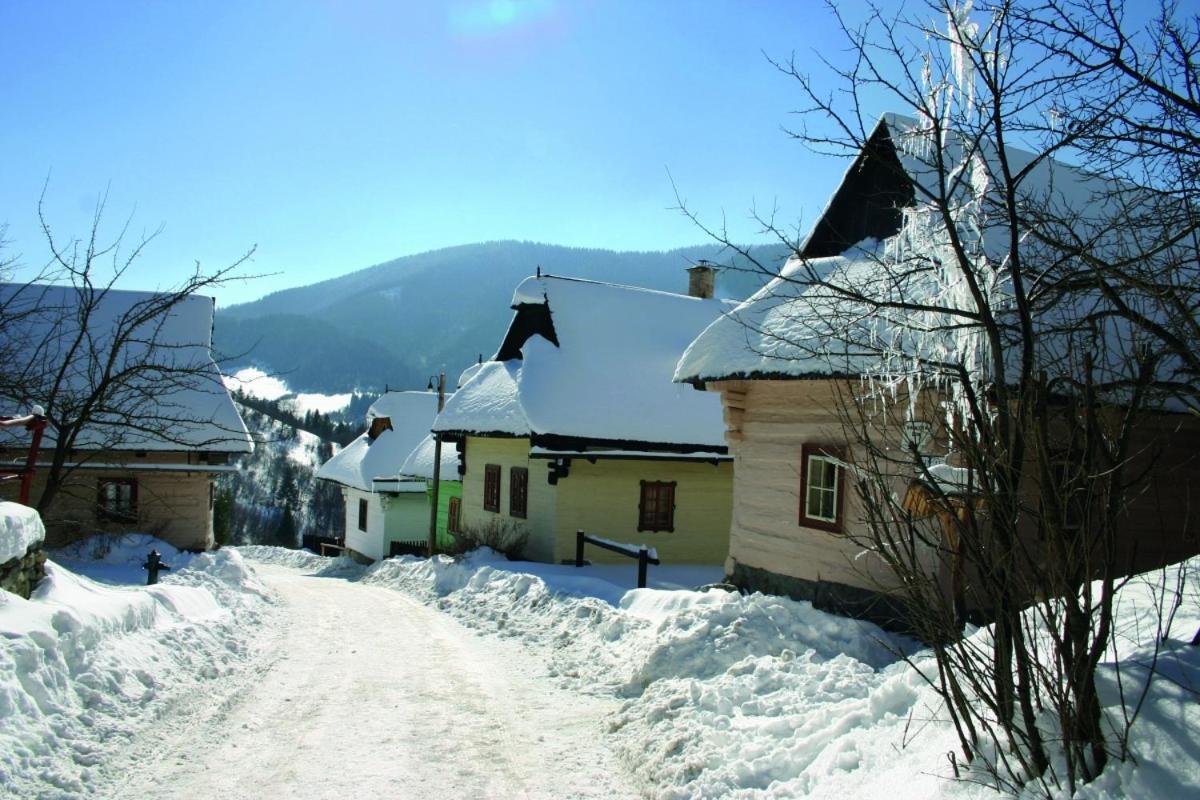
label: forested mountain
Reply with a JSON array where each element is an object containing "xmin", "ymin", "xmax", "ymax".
[
  {"xmin": 214, "ymin": 240, "xmax": 790, "ymax": 393},
  {"xmin": 218, "ymin": 402, "xmax": 345, "ymax": 547}
]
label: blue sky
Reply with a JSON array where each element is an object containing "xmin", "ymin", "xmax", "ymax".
[{"xmin": 0, "ymin": 1, "xmax": 882, "ymax": 306}]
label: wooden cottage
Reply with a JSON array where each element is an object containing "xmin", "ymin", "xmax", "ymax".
[
  {"xmin": 315, "ymin": 391, "xmax": 440, "ymax": 562},
  {"xmin": 431, "ymin": 272, "xmax": 735, "ymax": 566},
  {"xmin": 0, "ymin": 285, "xmax": 253, "ymax": 551},
  {"xmin": 674, "ymin": 113, "xmax": 1200, "ymax": 625}
]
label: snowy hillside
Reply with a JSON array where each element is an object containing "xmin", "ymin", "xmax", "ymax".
[{"xmin": 221, "ymin": 405, "xmax": 344, "ymax": 547}]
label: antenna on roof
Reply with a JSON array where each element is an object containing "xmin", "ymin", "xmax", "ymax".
[
  {"xmin": 385, "ymin": 383, "xmax": 389, "ymax": 393},
  {"xmin": 478, "ymin": 353, "xmax": 483, "ymax": 365},
  {"xmin": 536, "ymin": 265, "xmax": 541, "ymax": 278}
]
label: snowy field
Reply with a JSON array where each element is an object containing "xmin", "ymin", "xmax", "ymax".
[
  {"xmin": 1, "ymin": 536, "xmax": 1197, "ymax": 799},
  {"xmin": 222, "ymin": 367, "xmax": 353, "ymax": 415}
]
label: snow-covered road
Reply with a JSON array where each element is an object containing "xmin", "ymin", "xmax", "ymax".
[{"xmin": 105, "ymin": 564, "xmax": 641, "ymax": 800}]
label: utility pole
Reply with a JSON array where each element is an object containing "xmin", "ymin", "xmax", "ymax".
[{"xmin": 427, "ymin": 372, "xmax": 446, "ymax": 557}]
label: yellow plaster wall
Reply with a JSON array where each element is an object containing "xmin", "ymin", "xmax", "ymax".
[
  {"xmin": 459, "ymin": 436, "xmax": 558, "ymax": 560},
  {"xmin": 551, "ymin": 458, "xmax": 732, "ymax": 565},
  {"xmin": 458, "ymin": 436, "xmax": 731, "ymax": 565}
]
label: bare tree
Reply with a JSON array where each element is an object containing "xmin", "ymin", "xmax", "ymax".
[
  {"xmin": 0, "ymin": 190, "xmax": 255, "ymax": 519},
  {"xmin": 679, "ymin": 0, "xmax": 1198, "ymax": 794}
]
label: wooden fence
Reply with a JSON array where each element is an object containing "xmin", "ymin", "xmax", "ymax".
[{"xmin": 574, "ymin": 529, "xmax": 661, "ymax": 589}]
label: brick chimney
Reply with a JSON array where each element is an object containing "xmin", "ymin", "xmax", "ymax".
[{"xmin": 687, "ymin": 262, "xmax": 716, "ymax": 299}]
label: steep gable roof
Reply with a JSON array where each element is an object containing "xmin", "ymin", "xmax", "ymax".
[
  {"xmin": 397, "ymin": 433, "xmax": 460, "ymax": 481},
  {"xmin": 676, "ymin": 113, "xmax": 1196, "ymax": 406},
  {"xmin": 0, "ymin": 283, "xmax": 252, "ymax": 453},
  {"xmin": 315, "ymin": 391, "xmax": 439, "ymax": 491},
  {"xmin": 674, "ymin": 241, "xmax": 885, "ymax": 384},
  {"xmin": 434, "ymin": 275, "xmax": 734, "ymax": 450}
]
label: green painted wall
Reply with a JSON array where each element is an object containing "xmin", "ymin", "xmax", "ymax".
[{"xmin": 427, "ymin": 479, "xmax": 463, "ymax": 550}]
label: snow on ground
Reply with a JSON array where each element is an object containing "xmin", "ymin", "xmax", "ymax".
[
  {"xmin": 338, "ymin": 549, "xmax": 1200, "ymax": 800},
  {"xmin": 109, "ymin": 562, "xmax": 640, "ymax": 800},
  {"xmin": 221, "ymin": 366, "xmax": 291, "ymax": 401},
  {"xmin": 0, "ymin": 501, "xmax": 44, "ymax": 564},
  {"xmin": 4, "ymin": 531, "xmax": 1195, "ymax": 799},
  {"xmin": 0, "ymin": 544, "xmax": 275, "ymax": 798},
  {"xmin": 49, "ymin": 533, "xmax": 195, "ymax": 585},
  {"xmin": 222, "ymin": 367, "xmax": 353, "ymax": 416}
]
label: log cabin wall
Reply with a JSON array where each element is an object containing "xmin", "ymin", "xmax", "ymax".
[
  {"xmin": 0, "ymin": 451, "xmax": 217, "ymax": 551},
  {"xmin": 713, "ymin": 379, "xmax": 910, "ymax": 603}
]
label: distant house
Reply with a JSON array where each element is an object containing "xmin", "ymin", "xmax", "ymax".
[
  {"xmin": 674, "ymin": 113, "xmax": 1200, "ymax": 625},
  {"xmin": 431, "ymin": 269, "xmax": 735, "ymax": 566},
  {"xmin": 315, "ymin": 391, "xmax": 440, "ymax": 561},
  {"xmin": 0, "ymin": 285, "xmax": 253, "ymax": 552},
  {"xmin": 398, "ymin": 432, "xmax": 462, "ymax": 552}
]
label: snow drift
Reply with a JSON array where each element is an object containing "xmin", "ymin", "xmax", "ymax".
[
  {"xmin": 0, "ymin": 546, "xmax": 276, "ymax": 798},
  {"xmin": 344, "ymin": 550, "xmax": 1199, "ymax": 799}
]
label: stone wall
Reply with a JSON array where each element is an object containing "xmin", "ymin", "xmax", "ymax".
[{"xmin": 0, "ymin": 546, "xmax": 46, "ymax": 599}]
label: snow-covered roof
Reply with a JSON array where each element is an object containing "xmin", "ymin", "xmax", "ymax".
[
  {"xmin": 434, "ymin": 361, "xmax": 529, "ymax": 437},
  {"xmin": 0, "ymin": 283, "xmax": 252, "ymax": 453},
  {"xmin": 315, "ymin": 391, "xmax": 439, "ymax": 492},
  {"xmin": 675, "ymin": 242, "xmax": 884, "ymax": 383},
  {"xmin": 434, "ymin": 275, "xmax": 734, "ymax": 450},
  {"xmin": 676, "ymin": 113, "xmax": 1195, "ymax": 405},
  {"xmin": 457, "ymin": 362, "xmax": 483, "ymax": 388},
  {"xmin": 397, "ymin": 434, "xmax": 460, "ymax": 481}
]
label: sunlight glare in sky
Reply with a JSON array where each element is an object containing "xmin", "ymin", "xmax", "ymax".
[{"xmin": 448, "ymin": 0, "xmax": 557, "ymax": 37}]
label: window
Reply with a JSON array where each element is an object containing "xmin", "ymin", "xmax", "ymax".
[
  {"xmin": 447, "ymin": 497, "xmax": 462, "ymax": 533},
  {"xmin": 800, "ymin": 444, "xmax": 845, "ymax": 532},
  {"xmin": 509, "ymin": 467, "xmax": 528, "ymax": 518},
  {"xmin": 358, "ymin": 498, "xmax": 369, "ymax": 531},
  {"xmin": 483, "ymin": 464, "xmax": 501, "ymax": 512},
  {"xmin": 638, "ymin": 480, "xmax": 676, "ymax": 532},
  {"xmin": 97, "ymin": 478, "xmax": 137, "ymax": 524}
]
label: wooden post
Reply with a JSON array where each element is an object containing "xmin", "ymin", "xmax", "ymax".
[
  {"xmin": 427, "ymin": 373, "xmax": 446, "ymax": 558},
  {"xmin": 637, "ymin": 546, "xmax": 649, "ymax": 588},
  {"xmin": 575, "ymin": 529, "xmax": 585, "ymax": 567},
  {"xmin": 19, "ymin": 416, "xmax": 47, "ymax": 507}
]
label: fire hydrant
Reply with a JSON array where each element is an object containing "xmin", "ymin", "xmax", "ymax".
[{"xmin": 143, "ymin": 549, "xmax": 171, "ymax": 585}]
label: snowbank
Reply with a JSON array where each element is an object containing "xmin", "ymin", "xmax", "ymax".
[
  {"xmin": 0, "ymin": 502, "xmax": 45, "ymax": 564},
  {"xmin": 49, "ymin": 532, "xmax": 195, "ymax": 586},
  {"xmin": 0, "ymin": 549, "xmax": 276, "ymax": 797},
  {"xmin": 256, "ymin": 547, "xmax": 1200, "ymax": 799},
  {"xmin": 233, "ymin": 545, "xmax": 361, "ymax": 577}
]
